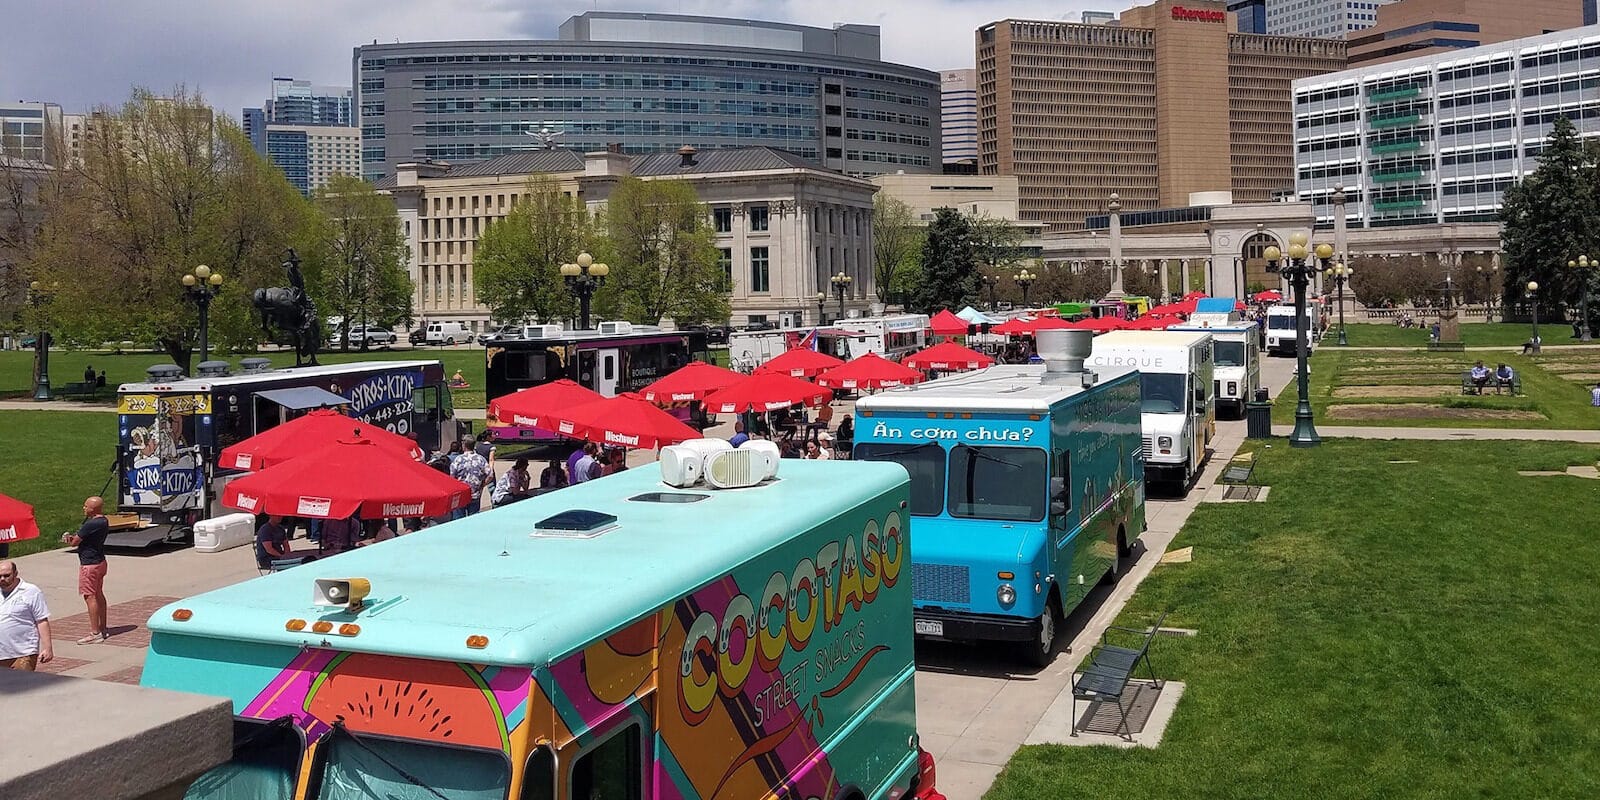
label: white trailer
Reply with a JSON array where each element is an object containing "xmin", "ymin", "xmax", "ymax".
[{"xmin": 1087, "ymin": 330, "xmax": 1216, "ymax": 490}]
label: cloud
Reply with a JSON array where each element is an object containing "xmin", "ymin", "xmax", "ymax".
[{"xmin": 0, "ymin": 0, "xmax": 1110, "ymax": 119}]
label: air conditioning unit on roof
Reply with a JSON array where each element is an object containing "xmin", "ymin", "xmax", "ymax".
[{"xmin": 598, "ymin": 321, "xmax": 634, "ymax": 335}]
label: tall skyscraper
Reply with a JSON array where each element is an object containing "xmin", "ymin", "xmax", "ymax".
[
  {"xmin": 243, "ymin": 77, "xmax": 360, "ymax": 195},
  {"xmin": 941, "ymin": 69, "xmax": 978, "ymax": 165},
  {"xmin": 1263, "ymin": 0, "xmax": 1397, "ymax": 38},
  {"xmin": 1229, "ymin": 0, "xmax": 1269, "ymax": 33}
]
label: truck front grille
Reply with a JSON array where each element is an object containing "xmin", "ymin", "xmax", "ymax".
[
  {"xmin": 913, "ymin": 563, "xmax": 970, "ymax": 605},
  {"xmin": 1142, "ymin": 436, "xmax": 1154, "ymax": 460}
]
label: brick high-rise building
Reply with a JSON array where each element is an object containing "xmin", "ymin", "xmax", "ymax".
[
  {"xmin": 1346, "ymin": 0, "xmax": 1585, "ymax": 66},
  {"xmin": 977, "ymin": 0, "xmax": 1345, "ymax": 231}
]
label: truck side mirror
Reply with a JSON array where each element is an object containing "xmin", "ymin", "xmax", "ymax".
[
  {"xmin": 1050, "ymin": 476, "xmax": 1066, "ymax": 499},
  {"xmin": 1051, "ymin": 500, "xmax": 1067, "ymax": 517}
]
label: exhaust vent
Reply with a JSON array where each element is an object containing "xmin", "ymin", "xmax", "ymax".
[
  {"xmin": 1035, "ymin": 329, "xmax": 1097, "ymax": 387},
  {"xmin": 598, "ymin": 321, "xmax": 634, "ymax": 336},
  {"xmin": 146, "ymin": 364, "xmax": 185, "ymax": 381},
  {"xmin": 197, "ymin": 360, "xmax": 231, "ymax": 378},
  {"xmin": 239, "ymin": 357, "xmax": 273, "ymax": 374}
]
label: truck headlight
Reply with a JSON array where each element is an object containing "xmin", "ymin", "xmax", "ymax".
[
  {"xmin": 1228, "ymin": 381, "xmax": 1238, "ymax": 395},
  {"xmin": 1158, "ymin": 436, "xmax": 1172, "ymax": 449},
  {"xmin": 997, "ymin": 583, "xmax": 1017, "ymax": 606}
]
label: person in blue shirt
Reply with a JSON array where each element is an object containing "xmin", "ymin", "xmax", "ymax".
[
  {"xmin": 729, "ymin": 420, "xmax": 749, "ymax": 448},
  {"xmin": 1494, "ymin": 363, "xmax": 1515, "ymax": 394},
  {"xmin": 1469, "ymin": 361, "xmax": 1490, "ymax": 394}
]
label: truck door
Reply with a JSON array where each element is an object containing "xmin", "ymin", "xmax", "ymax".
[
  {"xmin": 595, "ymin": 348, "xmax": 621, "ymax": 396},
  {"xmin": 411, "ymin": 384, "xmax": 442, "ymax": 455}
]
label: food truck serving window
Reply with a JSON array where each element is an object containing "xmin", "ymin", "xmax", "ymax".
[
  {"xmin": 855, "ymin": 442, "xmax": 946, "ymax": 516},
  {"xmin": 1214, "ymin": 341, "xmax": 1246, "ymax": 367},
  {"xmin": 947, "ymin": 444, "xmax": 1047, "ymax": 522},
  {"xmin": 316, "ymin": 732, "xmax": 509, "ymax": 800}
]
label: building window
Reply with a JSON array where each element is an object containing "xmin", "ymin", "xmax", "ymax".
[
  {"xmin": 750, "ymin": 247, "xmax": 770, "ymax": 293},
  {"xmin": 749, "ymin": 206, "xmax": 769, "ymax": 232},
  {"xmin": 718, "ymin": 248, "xmax": 733, "ymax": 289},
  {"xmin": 713, "ymin": 207, "xmax": 732, "ymax": 233}
]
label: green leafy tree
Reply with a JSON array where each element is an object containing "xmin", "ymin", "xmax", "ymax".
[
  {"xmin": 968, "ymin": 211, "xmax": 1025, "ymax": 278},
  {"xmin": 473, "ymin": 176, "xmax": 592, "ymax": 326},
  {"xmin": 1500, "ymin": 116, "xmax": 1600, "ymax": 320},
  {"xmin": 312, "ymin": 174, "xmax": 413, "ymax": 350},
  {"xmin": 912, "ymin": 207, "xmax": 980, "ymax": 313},
  {"xmin": 872, "ymin": 194, "xmax": 922, "ymax": 304},
  {"xmin": 597, "ymin": 177, "xmax": 728, "ymax": 326},
  {"xmin": 26, "ymin": 88, "xmax": 316, "ymax": 371}
]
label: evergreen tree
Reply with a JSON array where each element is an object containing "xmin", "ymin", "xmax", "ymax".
[
  {"xmin": 912, "ymin": 207, "xmax": 979, "ymax": 313},
  {"xmin": 1499, "ymin": 116, "xmax": 1600, "ymax": 320}
]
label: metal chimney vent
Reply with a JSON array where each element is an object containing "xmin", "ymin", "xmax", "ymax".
[
  {"xmin": 1035, "ymin": 329, "xmax": 1098, "ymax": 387},
  {"xmin": 146, "ymin": 364, "xmax": 185, "ymax": 381},
  {"xmin": 239, "ymin": 357, "xmax": 273, "ymax": 374},
  {"xmin": 197, "ymin": 360, "xmax": 231, "ymax": 378}
]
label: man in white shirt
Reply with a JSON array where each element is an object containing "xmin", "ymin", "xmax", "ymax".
[{"xmin": 0, "ymin": 560, "xmax": 53, "ymax": 670}]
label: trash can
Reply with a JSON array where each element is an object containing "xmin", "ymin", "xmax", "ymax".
[{"xmin": 1246, "ymin": 392, "xmax": 1273, "ymax": 439}]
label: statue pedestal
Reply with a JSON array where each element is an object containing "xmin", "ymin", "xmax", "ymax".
[{"xmin": 1437, "ymin": 310, "xmax": 1462, "ymax": 346}]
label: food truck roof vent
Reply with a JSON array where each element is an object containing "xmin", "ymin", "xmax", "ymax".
[
  {"xmin": 197, "ymin": 360, "xmax": 231, "ymax": 378},
  {"xmin": 1035, "ymin": 329, "xmax": 1097, "ymax": 387},
  {"xmin": 146, "ymin": 364, "xmax": 185, "ymax": 381},
  {"xmin": 239, "ymin": 357, "xmax": 273, "ymax": 374}
]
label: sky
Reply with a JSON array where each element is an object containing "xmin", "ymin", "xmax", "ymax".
[{"xmin": 1, "ymin": 0, "xmax": 1115, "ymax": 120}]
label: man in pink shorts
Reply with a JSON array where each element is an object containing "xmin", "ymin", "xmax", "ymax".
[{"xmin": 64, "ymin": 496, "xmax": 110, "ymax": 644}]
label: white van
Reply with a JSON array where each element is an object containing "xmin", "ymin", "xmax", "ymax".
[
  {"xmin": 1171, "ymin": 322, "xmax": 1260, "ymax": 418},
  {"xmin": 1088, "ymin": 330, "xmax": 1216, "ymax": 489},
  {"xmin": 425, "ymin": 320, "xmax": 471, "ymax": 345},
  {"xmin": 1264, "ymin": 304, "xmax": 1319, "ymax": 356}
]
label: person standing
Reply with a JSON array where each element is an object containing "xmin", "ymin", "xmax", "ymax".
[
  {"xmin": 63, "ymin": 496, "xmax": 110, "ymax": 644},
  {"xmin": 571, "ymin": 443, "xmax": 600, "ymax": 485},
  {"xmin": 0, "ymin": 560, "xmax": 52, "ymax": 670},
  {"xmin": 449, "ymin": 436, "xmax": 490, "ymax": 516}
]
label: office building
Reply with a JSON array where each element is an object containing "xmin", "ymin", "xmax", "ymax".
[
  {"xmin": 1347, "ymin": 0, "xmax": 1585, "ymax": 66},
  {"xmin": 1294, "ymin": 24, "xmax": 1600, "ymax": 227},
  {"xmin": 243, "ymin": 78, "xmax": 354, "ymax": 147},
  {"xmin": 0, "ymin": 102, "xmax": 66, "ymax": 163},
  {"xmin": 1264, "ymin": 0, "xmax": 1396, "ymax": 38},
  {"xmin": 354, "ymin": 12, "xmax": 940, "ymax": 182},
  {"xmin": 1082, "ymin": 11, "xmax": 1119, "ymax": 25},
  {"xmin": 1230, "ymin": 0, "xmax": 1269, "ymax": 33},
  {"xmin": 940, "ymin": 69, "xmax": 977, "ymax": 165},
  {"xmin": 376, "ymin": 145, "xmax": 878, "ymax": 329},
  {"xmin": 263, "ymin": 125, "xmax": 362, "ymax": 196},
  {"xmin": 977, "ymin": 0, "xmax": 1345, "ymax": 232}
]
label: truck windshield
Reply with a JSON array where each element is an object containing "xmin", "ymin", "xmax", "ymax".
[
  {"xmin": 1267, "ymin": 314, "xmax": 1298, "ymax": 330},
  {"xmin": 946, "ymin": 444, "xmax": 1047, "ymax": 522},
  {"xmin": 184, "ymin": 718, "xmax": 302, "ymax": 799},
  {"xmin": 855, "ymin": 442, "xmax": 946, "ymax": 516},
  {"xmin": 317, "ymin": 732, "xmax": 509, "ymax": 800},
  {"xmin": 1139, "ymin": 373, "xmax": 1188, "ymax": 414},
  {"xmin": 1214, "ymin": 341, "xmax": 1246, "ymax": 367}
]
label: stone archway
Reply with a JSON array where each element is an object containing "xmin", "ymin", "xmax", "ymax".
[{"xmin": 1241, "ymin": 233, "xmax": 1280, "ymax": 296}]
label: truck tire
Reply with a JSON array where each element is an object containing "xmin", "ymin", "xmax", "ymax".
[
  {"xmin": 1102, "ymin": 528, "xmax": 1130, "ymax": 586},
  {"xmin": 1023, "ymin": 594, "xmax": 1063, "ymax": 668}
]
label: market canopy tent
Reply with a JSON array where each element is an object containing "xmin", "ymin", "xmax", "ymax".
[
  {"xmin": 902, "ymin": 341, "xmax": 995, "ymax": 371},
  {"xmin": 222, "ymin": 436, "xmax": 472, "ymax": 519},
  {"xmin": 815, "ymin": 353, "xmax": 926, "ymax": 390},
  {"xmin": 1252, "ymin": 290, "xmax": 1283, "ymax": 303},
  {"xmin": 487, "ymin": 379, "xmax": 605, "ymax": 427},
  {"xmin": 956, "ymin": 306, "xmax": 1001, "ymax": 325},
  {"xmin": 993, "ymin": 316, "xmax": 1074, "ymax": 336},
  {"xmin": 217, "ymin": 409, "xmax": 423, "ymax": 472},
  {"xmin": 0, "ymin": 493, "xmax": 40, "ymax": 544},
  {"xmin": 756, "ymin": 347, "xmax": 846, "ymax": 378},
  {"xmin": 928, "ymin": 309, "xmax": 971, "ymax": 337},
  {"xmin": 1073, "ymin": 316, "xmax": 1130, "ymax": 333},
  {"xmin": 702, "ymin": 372, "xmax": 833, "ymax": 413},
  {"xmin": 639, "ymin": 361, "xmax": 746, "ymax": 403},
  {"xmin": 547, "ymin": 392, "xmax": 701, "ymax": 449},
  {"xmin": 1125, "ymin": 315, "xmax": 1174, "ymax": 330}
]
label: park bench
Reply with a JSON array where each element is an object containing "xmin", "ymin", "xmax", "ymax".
[
  {"xmin": 1460, "ymin": 371, "xmax": 1521, "ymax": 396},
  {"xmin": 58, "ymin": 381, "xmax": 101, "ymax": 400},
  {"xmin": 1220, "ymin": 452, "xmax": 1256, "ymax": 484},
  {"xmin": 1071, "ymin": 610, "xmax": 1169, "ymax": 740}
]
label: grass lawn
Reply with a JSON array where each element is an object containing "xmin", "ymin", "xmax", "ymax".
[
  {"xmin": 987, "ymin": 439, "xmax": 1600, "ymax": 800},
  {"xmin": 0, "ymin": 411, "xmax": 118, "ymax": 557},
  {"xmin": 1338, "ymin": 322, "xmax": 1592, "ymax": 348}
]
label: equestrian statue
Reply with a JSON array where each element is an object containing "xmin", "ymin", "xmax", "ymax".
[{"xmin": 252, "ymin": 249, "xmax": 322, "ymax": 367}]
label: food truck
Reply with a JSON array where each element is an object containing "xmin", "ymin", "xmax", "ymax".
[
  {"xmin": 1170, "ymin": 321, "xmax": 1261, "ymax": 418},
  {"xmin": 728, "ymin": 313, "xmax": 930, "ymax": 373},
  {"xmin": 1265, "ymin": 303, "xmax": 1320, "ymax": 356},
  {"xmin": 142, "ymin": 456, "xmax": 943, "ymax": 800},
  {"xmin": 1087, "ymin": 330, "xmax": 1216, "ymax": 490},
  {"xmin": 854, "ymin": 329, "xmax": 1146, "ymax": 666}
]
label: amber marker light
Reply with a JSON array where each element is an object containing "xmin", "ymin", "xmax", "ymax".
[
  {"xmin": 286, "ymin": 619, "xmax": 307, "ymax": 631},
  {"xmin": 338, "ymin": 624, "xmax": 361, "ymax": 637},
  {"xmin": 466, "ymin": 635, "xmax": 490, "ymax": 649},
  {"xmin": 171, "ymin": 609, "xmax": 194, "ymax": 621},
  {"xmin": 312, "ymin": 621, "xmax": 334, "ymax": 634}
]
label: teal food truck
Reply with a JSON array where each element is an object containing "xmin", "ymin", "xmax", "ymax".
[{"xmin": 853, "ymin": 329, "xmax": 1146, "ymax": 666}]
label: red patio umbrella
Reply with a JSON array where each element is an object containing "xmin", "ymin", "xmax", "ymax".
[
  {"xmin": 757, "ymin": 347, "xmax": 847, "ymax": 378},
  {"xmin": 903, "ymin": 341, "xmax": 995, "ymax": 371},
  {"xmin": 1075, "ymin": 316, "xmax": 1130, "ymax": 332},
  {"xmin": 1126, "ymin": 316, "xmax": 1173, "ymax": 330},
  {"xmin": 640, "ymin": 361, "xmax": 746, "ymax": 403},
  {"xmin": 1182, "ymin": 291, "xmax": 1208, "ymax": 301},
  {"xmin": 702, "ymin": 372, "xmax": 833, "ymax": 414},
  {"xmin": 222, "ymin": 435, "xmax": 472, "ymax": 519},
  {"xmin": 487, "ymin": 379, "xmax": 605, "ymax": 427},
  {"xmin": 0, "ymin": 493, "xmax": 41, "ymax": 544},
  {"xmin": 548, "ymin": 392, "xmax": 701, "ymax": 449},
  {"xmin": 928, "ymin": 309, "xmax": 970, "ymax": 337},
  {"xmin": 816, "ymin": 353, "xmax": 927, "ymax": 390},
  {"xmin": 1146, "ymin": 302, "xmax": 1189, "ymax": 316},
  {"xmin": 217, "ymin": 408, "xmax": 423, "ymax": 472},
  {"xmin": 1252, "ymin": 290, "xmax": 1283, "ymax": 303},
  {"xmin": 990, "ymin": 318, "xmax": 1035, "ymax": 336}
]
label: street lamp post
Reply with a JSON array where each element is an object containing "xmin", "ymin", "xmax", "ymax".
[
  {"xmin": 982, "ymin": 274, "xmax": 999, "ymax": 310},
  {"xmin": 27, "ymin": 281, "xmax": 54, "ymax": 401},
  {"xmin": 1527, "ymin": 281, "xmax": 1541, "ymax": 354},
  {"xmin": 815, "ymin": 292, "xmax": 827, "ymax": 325},
  {"xmin": 1014, "ymin": 268, "xmax": 1037, "ymax": 309},
  {"xmin": 181, "ymin": 265, "xmax": 225, "ymax": 366},
  {"xmin": 1476, "ymin": 263, "xmax": 1499, "ymax": 322},
  {"xmin": 1264, "ymin": 232, "xmax": 1334, "ymax": 448},
  {"xmin": 559, "ymin": 251, "xmax": 609, "ymax": 330},
  {"xmin": 831, "ymin": 272, "xmax": 853, "ymax": 319},
  {"xmin": 1328, "ymin": 262, "xmax": 1353, "ymax": 346},
  {"xmin": 1568, "ymin": 255, "xmax": 1593, "ymax": 341}
]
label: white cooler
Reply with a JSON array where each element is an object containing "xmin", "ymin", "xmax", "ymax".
[{"xmin": 194, "ymin": 512, "xmax": 257, "ymax": 553}]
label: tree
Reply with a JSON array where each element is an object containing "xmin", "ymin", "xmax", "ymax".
[
  {"xmin": 312, "ymin": 174, "xmax": 413, "ymax": 350},
  {"xmin": 968, "ymin": 212, "xmax": 1026, "ymax": 279},
  {"xmin": 26, "ymin": 88, "xmax": 316, "ymax": 371},
  {"xmin": 473, "ymin": 175, "xmax": 592, "ymax": 327},
  {"xmin": 912, "ymin": 207, "xmax": 980, "ymax": 313},
  {"xmin": 871, "ymin": 194, "xmax": 921, "ymax": 304},
  {"xmin": 597, "ymin": 177, "xmax": 728, "ymax": 326},
  {"xmin": 0, "ymin": 155, "xmax": 53, "ymax": 330},
  {"xmin": 1500, "ymin": 116, "xmax": 1600, "ymax": 320}
]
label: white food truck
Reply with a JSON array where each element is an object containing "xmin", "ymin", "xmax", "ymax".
[
  {"xmin": 728, "ymin": 313, "xmax": 930, "ymax": 373},
  {"xmin": 1087, "ymin": 330, "xmax": 1216, "ymax": 489},
  {"xmin": 1170, "ymin": 321, "xmax": 1260, "ymax": 418},
  {"xmin": 1264, "ymin": 304, "xmax": 1320, "ymax": 356}
]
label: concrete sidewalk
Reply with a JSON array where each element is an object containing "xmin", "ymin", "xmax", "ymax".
[{"xmin": 1270, "ymin": 423, "xmax": 1600, "ymax": 442}]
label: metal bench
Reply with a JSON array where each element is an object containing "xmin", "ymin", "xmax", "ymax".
[
  {"xmin": 1071, "ymin": 611, "xmax": 1168, "ymax": 740},
  {"xmin": 1220, "ymin": 452, "xmax": 1256, "ymax": 484},
  {"xmin": 1460, "ymin": 371, "xmax": 1521, "ymax": 396},
  {"xmin": 58, "ymin": 381, "xmax": 100, "ymax": 400}
]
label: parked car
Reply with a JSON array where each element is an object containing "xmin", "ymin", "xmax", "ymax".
[
  {"xmin": 408, "ymin": 327, "xmax": 427, "ymax": 346},
  {"xmin": 685, "ymin": 323, "xmax": 733, "ymax": 345},
  {"xmin": 425, "ymin": 321, "xmax": 472, "ymax": 345},
  {"xmin": 742, "ymin": 321, "xmax": 778, "ymax": 332},
  {"xmin": 477, "ymin": 324, "xmax": 521, "ymax": 345},
  {"xmin": 330, "ymin": 325, "xmax": 397, "ymax": 348}
]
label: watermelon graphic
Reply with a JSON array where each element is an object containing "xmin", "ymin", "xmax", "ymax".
[{"xmin": 304, "ymin": 653, "xmax": 510, "ymax": 751}]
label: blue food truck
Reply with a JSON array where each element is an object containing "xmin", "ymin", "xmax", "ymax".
[{"xmin": 853, "ymin": 330, "xmax": 1146, "ymax": 666}]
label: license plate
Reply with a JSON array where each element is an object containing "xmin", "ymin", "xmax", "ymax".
[{"xmin": 914, "ymin": 619, "xmax": 944, "ymax": 637}]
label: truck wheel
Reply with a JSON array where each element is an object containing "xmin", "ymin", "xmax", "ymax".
[
  {"xmin": 1024, "ymin": 595, "xmax": 1062, "ymax": 668},
  {"xmin": 1102, "ymin": 528, "xmax": 1130, "ymax": 585}
]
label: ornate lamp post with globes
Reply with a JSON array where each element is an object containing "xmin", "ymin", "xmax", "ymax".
[
  {"xmin": 28, "ymin": 280, "xmax": 55, "ymax": 401},
  {"xmin": 1328, "ymin": 262, "xmax": 1353, "ymax": 346},
  {"xmin": 981, "ymin": 273, "xmax": 999, "ymax": 311},
  {"xmin": 1526, "ymin": 280, "xmax": 1541, "ymax": 354},
  {"xmin": 1475, "ymin": 263, "xmax": 1499, "ymax": 322},
  {"xmin": 1264, "ymin": 232, "xmax": 1335, "ymax": 448},
  {"xmin": 1014, "ymin": 268, "xmax": 1037, "ymax": 308},
  {"xmin": 815, "ymin": 292, "xmax": 827, "ymax": 325},
  {"xmin": 831, "ymin": 272, "xmax": 853, "ymax": 319},
  {"xmin": 560, "ymin": 251, "xmax": 608, "ymax": 330},
  {"xmin": 181, "ymin": 265, "xmax": 224, "ymax": 367},
  {"xmin": 1568, "ymin": 254, "xmax": 1594, "ymax": 341}
]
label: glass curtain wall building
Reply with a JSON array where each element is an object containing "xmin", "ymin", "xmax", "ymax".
[
  {"xmin": 354, "ymin": 12, "xmax": 939, "ymax": 181},
  {"xmin": 1293, "ymin": 24, "xmax": 1600, "ymax": 228}
]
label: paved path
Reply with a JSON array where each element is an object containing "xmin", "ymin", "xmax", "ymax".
[{"xmin": 1271, "ymin": 423, "xmax": 1600, "ymax": 442}]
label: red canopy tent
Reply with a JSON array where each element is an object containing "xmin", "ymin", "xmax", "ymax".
[
  {"xmin": 222, "ymin": 435, "xmax": 472, "ymax": 519},
  {"xmin": 928, "ymin": 309, "xmax": 970, "ymax": 337},
  {"xmin": 1146, "ymin": 302, "xmax": 1190, "ymax": 317},
  {"xmin": 1252, "ymin": 290, "xmax": 1283, "ymax": 303},
  {"xmin": 702, "ymin": 372, "xmax": 833, "ymax": 414},
  {"xmin": 757, "ymin": 347, "xmax": 846, "ymax": 378},
  {"xmin": 902, "ymin": 341, "xmax": 995, "ymax": 371},
  {"xmin": 992, "ymin": 316, "xmax": 1074, "ymax": 336},
  {"xmin": 1125, "ymin": 315, "xmax": 1173, "ymax": 330},
  {"xmin": 639, "ymin": 361, "xmax": 746, "ymax": 403},
  {"xmin": 0, "ymin": 493, "xmax": 41, "ymax": 545},
  {"xmin": 1182, "ymin": 291, "xmax": 1208, "ymax": 301},
  {"xmin": 548, "ymin": 393, "xmax": 701, "ymax": 449},
  {"xmin": 816, "ymin": 353, "xmax": 926, "ymax": 390},
  {"xmin": 487, "ymin": 379, "xmax": 604, "ymax": 427},
  {"xmin": 217, "ymin": 408, "xmax": 423, "ymax": 472},
  {"xmin": 1074, "ymin": 316, "xmax": 1130, "ymax": 332}
]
